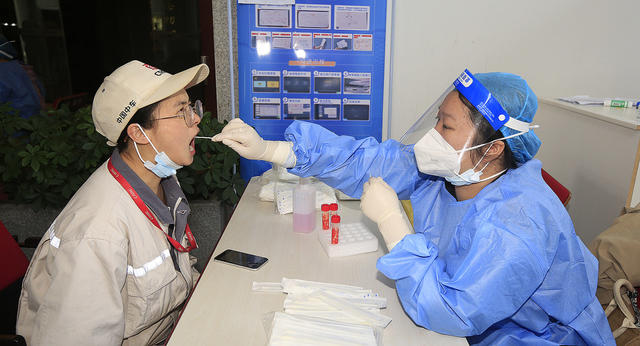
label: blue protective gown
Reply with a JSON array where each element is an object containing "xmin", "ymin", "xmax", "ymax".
[{"xmin": 285, "ymin": 121, "xmax": 614, "ymax": 346}]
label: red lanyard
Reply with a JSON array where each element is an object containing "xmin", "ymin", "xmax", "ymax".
[{"xmin": 108, "ymin": 159, "xmax": 197, "ymax": 252}]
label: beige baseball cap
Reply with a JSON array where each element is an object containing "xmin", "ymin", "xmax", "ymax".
[{"xmin": 92, "ymin": 60, "xmax": 209, "ymax": 146}]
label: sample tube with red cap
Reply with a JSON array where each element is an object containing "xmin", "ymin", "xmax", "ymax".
[
  {"xmin": 331, "ymin": 215, "xmax": 340, "ymax": 244},
  {"xmin": 321, "ymin": 204, "xmax": 330, "ymax": 230},
  {"xmin": 329, "ymin": 203, "xmax": 338, "ymax": 225}
]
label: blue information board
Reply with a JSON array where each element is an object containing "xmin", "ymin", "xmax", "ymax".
[{"xmin": 237, "ymin": 0, "xmax": 387, "ymax": 180}]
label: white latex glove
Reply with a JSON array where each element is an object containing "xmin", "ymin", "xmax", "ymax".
[
  {"xmin": 212, "ymin": 118, "xmax": 294, "ymax": 167},
  {"xmin": 361, "ymin": 177, "xmax": 413, "ymax": 250}
]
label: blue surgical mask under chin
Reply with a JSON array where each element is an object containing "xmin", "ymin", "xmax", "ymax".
[
  {"xmin": 134, "ymin": 125, "xmax": 183, "ymax": 178},
  {"xmin": 445, "ymin": 143, "xmax": 506, "ymax": 186},
  {"xmin": 446, "ymin": 166, "xmax": 506, "ymax": 186}
]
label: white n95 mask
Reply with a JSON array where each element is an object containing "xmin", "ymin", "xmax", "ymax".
[
  {"xmin": 134, "ymin": 124, "xmax": 183, "ymax": 178},
  {"xmin": 413, "ymin": 128, "xmax": 463, "ymax": 178},
  {"xmin": 414, "ymin": 128, "xmax": 522, "ymax": 186},
  {"xmin": 414, "ymin": 128, "xmax": 499, "ymax": 186}
]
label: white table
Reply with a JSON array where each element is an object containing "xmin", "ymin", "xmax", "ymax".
[{"xmin": 168, "ymin": 178, "xmax": 467, "ymax": 345}]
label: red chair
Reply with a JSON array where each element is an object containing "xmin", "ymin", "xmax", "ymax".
[
  {"xmin": 541, "ymin": 168, "xmax": 571, "ymax": 206},
  {"xmin": 0, "ymin": 221, "xmax": 28, "ymax": 291},
  {"xmin": 51, "ymin": 92, "xmax": 91, "ymax": 112},
  {"xmin": 0, "ymin": 221, "xmax": 29, "ymax": 336}
]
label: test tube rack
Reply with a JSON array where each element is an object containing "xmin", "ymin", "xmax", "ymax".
[{"xmin": 317, "ymin": 222, "xmax": 378, "ymax": 258}]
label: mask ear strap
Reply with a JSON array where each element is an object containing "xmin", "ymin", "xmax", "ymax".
[
  {"xmin": 456, "ymin": 123, "xmax": 539, "ymax": 154},
  {"xmin": 477, "ymin": 160, "xmax": 491, "ymax": 173},
  {"xmin": 135, "ymin": 124, "xmax": 160, "ymax": 154},
  {"xmin": 477, "ymin": 168, "xmax": 507, "ymax": 183},
  {"xmin": 471, "ymin": 142, "xmax": 495, "ymax": 171},
  {"xmin": 133, "ymin": 142, "xmax": 150, "ymax": 166}
]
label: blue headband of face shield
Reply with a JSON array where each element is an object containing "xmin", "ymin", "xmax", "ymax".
[{"xmin": 453, "ymin": 69, "xmax": 532, "ymax": 134}]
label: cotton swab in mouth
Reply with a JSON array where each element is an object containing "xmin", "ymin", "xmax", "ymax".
[{"xmin": 194, "ymin": 136, "xmax": 214, "ymax": 140}]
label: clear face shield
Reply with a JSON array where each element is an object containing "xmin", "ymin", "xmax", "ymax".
[{"xmin": 399, "ymin": 69, "xmax": 535, "ymax": 185}]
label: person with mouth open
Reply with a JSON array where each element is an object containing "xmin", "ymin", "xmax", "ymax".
[{"xmin": 16, "ymin": 60, "xmax": 209, "ymax": 346}]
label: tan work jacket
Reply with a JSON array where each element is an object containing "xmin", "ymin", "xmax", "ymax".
[{"xmin": 17, "ymin": 152, "xmax": 199, "ymax": 345}]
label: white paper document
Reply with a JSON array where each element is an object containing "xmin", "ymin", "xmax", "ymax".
[
  {"xmin": 324, "ymin": 107, "xmax": 337, "ymax": 117},
  {"xmin": 297, "ymin": 10, "xmax": 330, "ymax": 28},
  {"xmin": 292, "ymin": 37, "xmax": 312, "ymax": 50},
  {"xmin": 287, "ymin": 102, "xmax": 304, "ymax": 114},
  {"xmin": 335, "ymin": 6, "xmax": 369, "ymax": 30},
  {"xmin": 257, "ymin": 6, "xmax": 291, "ymax": 27},
  {"xmin": 354, "ymin": 36, "xmax": 372, "ymax": 51},
  {"xmin": 255, "ymin": 104, "xmax": 280, "ymax": 117},
  {"xmin": 272, "ymin": 37, "xmax": 291, "ymax": 49},
  {"xmin": 557, "ymin": 95, "xmax": 605, "ymax": 105}
]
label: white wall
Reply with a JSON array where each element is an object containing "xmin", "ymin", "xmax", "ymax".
[
  {"xmin": 534, "ymin": 102, "xmax": 640, "ymax": 243},
  {"xmin": 387, "ymin": 0, "xmax": 640, "ymax": 139}
]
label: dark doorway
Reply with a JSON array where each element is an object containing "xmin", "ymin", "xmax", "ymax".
[
  {"xmin": 5, "ymin": 0, "xmax": 72, "ymax": 103},
  {"xmin": 60, "ymin": 0, "xmax": 216, "ymax": 110},
  {"xmin": 4, "ymin": 0, "xmax": 216, "ymax": 112}
]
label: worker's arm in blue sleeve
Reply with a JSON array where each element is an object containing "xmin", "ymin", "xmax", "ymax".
[
  {"xmin": 376, "ymin": 212, "xmax": 549, "ymax": 337},
  {"xmin": 284, "ymin": 121, "xmax": 423, "ymax": 199}
]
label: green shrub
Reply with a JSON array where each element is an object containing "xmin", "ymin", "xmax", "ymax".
[{"xmin": 0, "ymin": 103, "xmax": 245, "ymax": 209}]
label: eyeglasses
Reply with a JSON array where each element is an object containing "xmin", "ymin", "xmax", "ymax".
[{"xmin": 153, "ymin": 99, "xmax": 203, "ymax": 128}]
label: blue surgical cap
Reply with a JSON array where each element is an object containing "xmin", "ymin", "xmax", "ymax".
[{"xmin": 475, "ymin": 72, "xmax": 540, "ymax": 163}]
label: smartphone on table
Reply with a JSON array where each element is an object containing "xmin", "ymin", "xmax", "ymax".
[{"xmin": 213, "ymin": 249, "xmax": 269, "ymax": 271}]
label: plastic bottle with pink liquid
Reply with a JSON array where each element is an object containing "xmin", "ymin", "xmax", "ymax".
[{"xmin": 293, "ymin": 177, "xmax": 316, "ymax": 233}]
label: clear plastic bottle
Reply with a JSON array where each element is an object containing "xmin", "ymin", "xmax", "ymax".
[{"xmin": 293, "ymin": 177, "xmax": 316, "ymax": 233}]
